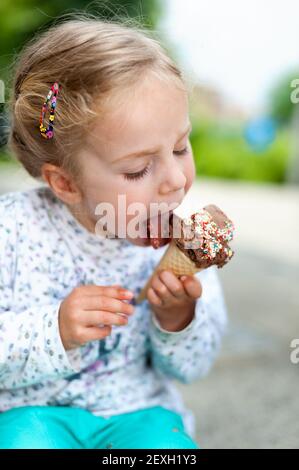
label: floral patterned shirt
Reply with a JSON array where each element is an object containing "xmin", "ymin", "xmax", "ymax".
[{"xmin": 0, "ymin": 186, "xmax": 228, "ymax": 438}]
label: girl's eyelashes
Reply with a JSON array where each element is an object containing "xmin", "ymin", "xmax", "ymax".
[
  {"xmin": 173, "ymin": 146, "xmax": 189, "ymax": 156},
  {"xmin": 123, "ymin": 146, "xmax": 189, "ymax": 181},
  {"xmin": 123, "ymin": 165, "xmax": 150, "ymax": 181}
]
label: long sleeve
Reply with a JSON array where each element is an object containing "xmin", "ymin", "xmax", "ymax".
[
  {"xmin": 0, "ymin": 303, "xmax": 82, "ymax": 389},
  {"xmin": 148, "ymin": 264, "xmax": 228, "ymax": 384},
  {"xmin": 0, "ymin": 195, "xmax": 81, "ymax": 389},
  {"xmin": 0, "ymin": 186, "xmax": 228, "ymax": 417}
]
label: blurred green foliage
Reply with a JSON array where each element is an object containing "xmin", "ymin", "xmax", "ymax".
[
  {"xmin": 190, "ymin": 122, "xmax": 290, "ymax": 184},
  {"xmin": 0, "ymin": 151, "xmax": 13, "ymax": 164},
  {"xmin": 0, "ymin": 1, "xmax": 292, "ymax": 184},
  {"xmin": 269, "ymin": 70, "xmax": 299, "ymax": 125},
  {"xmin": 0, "ymin": 0, "xmax": 162, "ymax": 151},
  {"xmin": 0, "ymin": 0, "xmax": 161, "ymax": 82}
]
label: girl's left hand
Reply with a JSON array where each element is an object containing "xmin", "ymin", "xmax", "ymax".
[{"xmin": 147, "ymin": 270, "xmax": 203, "ymax": 332}]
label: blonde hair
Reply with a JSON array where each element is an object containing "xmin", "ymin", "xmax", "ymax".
[{"xmin": 7, "ymin": 13, "xmax": 186, "ymax": 182}]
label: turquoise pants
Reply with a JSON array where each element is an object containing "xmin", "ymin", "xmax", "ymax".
[{"xmin": 0, "ymin": 405, "xmax": 199, "ymax": 449}]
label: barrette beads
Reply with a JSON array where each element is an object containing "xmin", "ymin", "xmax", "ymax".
[{"xmin": 39, "ymin": 82, "xmax": 59, "ymax": 139}]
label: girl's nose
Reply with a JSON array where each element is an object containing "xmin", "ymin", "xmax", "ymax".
[{"xmin": 159, "ymin": 162, "xmax": 187, "ymax": 195}]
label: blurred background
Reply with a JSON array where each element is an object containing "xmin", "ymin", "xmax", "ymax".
[{"xmin": 0, "ymin": 0, "xmax": 298, "ymax": 449}]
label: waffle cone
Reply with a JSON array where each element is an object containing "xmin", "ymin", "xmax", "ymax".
[{"xmin": 136, "ymin": 239, "xmax": 203, "ymax": 303}]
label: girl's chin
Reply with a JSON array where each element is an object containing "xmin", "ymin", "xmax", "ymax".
[
  {"xmin": 126, "ymin": 235, "xmax": 172, "ymax": 248},
  {"xmin": 126, "ymin": 236, "xmax": 151, "ymax": 247}
]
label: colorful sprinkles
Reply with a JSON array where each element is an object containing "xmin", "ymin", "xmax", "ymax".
[{"xmin": 182, "ymin": 208, "xmax": 235, "ymax": 265}]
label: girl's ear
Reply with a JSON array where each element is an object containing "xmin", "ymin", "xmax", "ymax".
[{"xmin": 41, "ymin": 163, "xmax": 82, "ymax": 204}]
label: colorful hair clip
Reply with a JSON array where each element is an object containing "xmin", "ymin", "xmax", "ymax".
[{"xmin": 39, "ymin": 82, "xmax": 59, "ymax": 140}]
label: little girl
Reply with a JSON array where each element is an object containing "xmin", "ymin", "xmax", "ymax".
[{"xmin": 0, "ymin": 15, "xmax": 227, "ymax": 449}]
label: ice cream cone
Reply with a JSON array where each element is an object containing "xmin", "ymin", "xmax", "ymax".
[{"xmin": 135, "ymin": 239, "xmax": 203, "ymax": 303}]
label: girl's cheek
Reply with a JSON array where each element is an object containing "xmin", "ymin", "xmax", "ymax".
[{"xmin": 184, "ymin": 155, "xmax": 196, "ymax": 193}]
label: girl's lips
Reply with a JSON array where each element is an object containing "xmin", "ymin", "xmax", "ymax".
[{"xmin": 139, "ymin": 211, "xmax": 173, "ymax": 249}]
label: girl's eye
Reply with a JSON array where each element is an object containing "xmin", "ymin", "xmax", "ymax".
[
  {"xmin": 122, "ymin": 145, "xmax": 189, "ymax": 181},
  {"xmin": 174, "ymin": 146, "xmax": 189, "ymax": 156},
  {"xmin": 123, "ymin": 165, "xmax": 150, "ymax": 181}
]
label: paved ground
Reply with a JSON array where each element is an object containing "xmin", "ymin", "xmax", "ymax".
[
  {"xmin": 177, "ymin": 178, "xmax": 299, "ymax": 449},
  {"xmin": 1, "ymin": 165, "xmax": 299, "ymax": 449}
]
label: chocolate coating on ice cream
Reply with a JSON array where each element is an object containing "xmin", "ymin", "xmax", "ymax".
[{"xmin": 170, "ymin": 204, "xmax": 235, "ymax": 269}]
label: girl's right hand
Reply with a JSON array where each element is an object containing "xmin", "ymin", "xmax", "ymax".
[{"xmin": 58, "ymin": 284, "xmax": 135, "ymax": 350}]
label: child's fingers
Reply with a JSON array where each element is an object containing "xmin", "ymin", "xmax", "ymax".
[
  {"xmin": 84, "ymin": 310, "xmax": 129, "ymax": 327},
  {"xmin": 158, "ymin": 270, "xmax": 185, "ymax": 298},
  {"xmin": 81, "ymin": 295, "xmax": 134, "ymax": 316},
  {"xmin": 180, "ymin": 275, "xmax": 203, "ymax": 299},
  {"xmin": 82, "ymin": 325, "xmax": 112, "ymax": 343},
  {"xmin": 72, "ymin": 284, "xmax": 134, "ymax": 300},
  {"xmin": 147, "ymin": 287, "xmax": 163, "ymax": 306},
  {"xmin": 151, "ymin": 272, "xmax": 173, "ymax": 302}
]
